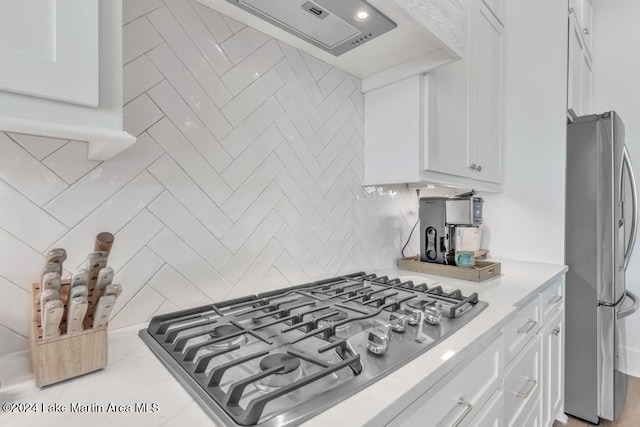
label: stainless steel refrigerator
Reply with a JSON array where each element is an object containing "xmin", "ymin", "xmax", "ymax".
[{"xmin": 565, "ymin": 111, "xmax": 639, "ymax": 423}]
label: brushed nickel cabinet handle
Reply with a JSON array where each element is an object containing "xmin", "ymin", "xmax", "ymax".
[
  {"xmin": 547, "ymin": 294, "xmax": 562, "ymax": 304},
  {"xmin": 517, "ymin": 319, "xmax": 537, "ymax": 334},
  {"xmin": 476, "ymin": 165, "xmax": 482, "ymax": 172},
  {"xmin": 451, "ymin": 398, "xmax": 473, "ymax": 427},
  {"xmin": 515, "ymin": 377, "xmax": 538, "ymax": 399},
  {"xmin": 470, "ymin": 164, "xmax": 477, "ymax": 170},
  {"xmin": 551, "ymin": 327, "xmax": 560, "ymax": 336},
  {"xmin": 583, "ymin": 27, "xmax": 589, "ymax": 35}
]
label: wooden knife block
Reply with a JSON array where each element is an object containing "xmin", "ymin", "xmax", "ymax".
[{"xmin": 30, "ymin": 280, "xmax": 108, "ymax": 387}]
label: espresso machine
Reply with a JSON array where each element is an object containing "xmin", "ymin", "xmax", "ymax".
[{"xmin": 419, "ymin": 195, "xmax": 484, "ymax": 264}]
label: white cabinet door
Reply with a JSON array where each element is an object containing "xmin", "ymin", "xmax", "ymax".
[
  {"xmin": 541, "ymin": 311, "xmax": 564, "ymax": 427},
  {"xmin": 581, "ymin": 54, "xmax": 593, "ymax": 116},
  {"xmin": 0, "ymin": 0, "xmax": 99, "ymax": 106},
  {"xmin": 567, "ymin": 12, "xmax": 584, "ymax": 118},
  {"xmin": 470, "ymin": 2, "xmax": 504, "ymax": 184}
]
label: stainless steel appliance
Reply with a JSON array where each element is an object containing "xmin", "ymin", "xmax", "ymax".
[
  {"xmin": 225, "ymin": 0, "xmax": 397, "ymax": 56},
  {"xmin": 565, "ymin": 111, "xmax": 639, "ymax": 423},
  {"xmin": 139, "ymin": 272, "xmax": 488, "ymax": 426},
  {"xmin": 419, "ymin": 195, "xmax": 483, "ymax": 264}
]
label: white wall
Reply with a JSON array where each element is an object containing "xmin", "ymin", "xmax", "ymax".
[
  {"xmin": 481, "ymin": 0, "xmax": 568, "ymax": 264},
  {"xmin": 0, "ymin": 0, "xmax": 419, "ymax": 357},
  {"xmin": 592, "ymin": 0, "xmax": 640, "ymax": 376}
]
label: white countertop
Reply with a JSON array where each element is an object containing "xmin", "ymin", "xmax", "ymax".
[{"xmin": 0, "ymin": 259, "xmax": 566, "ymax": 427}]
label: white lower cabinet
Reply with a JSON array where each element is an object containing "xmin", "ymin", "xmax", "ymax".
[
  {"xmin": 388, "ymin": 276, "xmax": 565, "ymax": 427},
  {"xmin": 388, "ymin": 336, "xmax": 503, "ymax": 427},
  {"xmin": 504, "ymin": 335, "xmax": 542, "ymax": 426},
  {"xmin": 540, "ymin": 310, "xmax": 564, "ymax": 427}
]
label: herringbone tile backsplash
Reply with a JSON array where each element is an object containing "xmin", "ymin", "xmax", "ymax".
[{"xmin": 0, "ymin": 0, "xmax": 420, "ymax": 355}]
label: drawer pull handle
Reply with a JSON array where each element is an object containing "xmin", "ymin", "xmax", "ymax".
[
  {"xmin": 547, "ymin": 295, "xmax": 562, "ymax": 304},
  {"xmin": 515, "ymin": 377, "xmax": 538, "ymax": 399},
  {"xmin": 517, "ymin": 319, "xmax": 537, "ymax": 334},
  {"xmin": 551, "ymin": 327, "xmax": 560, "ymax": 336},
  {"xmin": 451, "ymin": 398, "xmax": 473, "ymax": 427}
]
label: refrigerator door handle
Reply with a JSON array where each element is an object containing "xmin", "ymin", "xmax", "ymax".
[
  {"xmin": 623, "ymin": 146, "xmax": 638, "ymax": 271},
  {"xmin": 617, "ymin": 290, "xmax": 639, "ymax": 320}
]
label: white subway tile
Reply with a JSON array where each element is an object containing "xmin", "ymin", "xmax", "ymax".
[
  {"xmin": 318, "ymin": 122, "xmax": 356, "ymax": 170},
  {"xmin": 275, "ymin": 198, "xmax": 323, "ymax": 256},
  {"xmin": 51, "ymin": 171, "xmax": 164, "ymax": 270},
  {"xmin": 273, "ymin": 114, "xmax": 323, "ymax": 180},
  {"xmin": 221, "ymin": 68, "xmax": 284, "ymax": 127},
  {"xmin": 148, "ymin": 228, "xmax": 232, "ymax": 301},
  {"xmin": 107, "ymin": 210, "xmax": 164, "ymax": 273},
  {"xmin": 323, "ymin": 233, "xmax": 355, "ymax": 276},
  {"xmin": 220, "ymin": 182, "xmax": 283, "ymax": 253},
  {"xmin": 147, "ymin": 80, "xmax": 232, "ymax": 172},
  {"xmin": 274, "ymin": 83, "xmax": 324, "ymax": 156},
  {"xmin": 221, "ymin": 211, "xmax": 283, "ymax": 284},
  {"xmin": 221, "ymin": 154, "xmax": 283, "ymax": 222},
  {"xmin": 317, "ymin": 188, "xmax": 355, "ymax": 243},
  {"xmin": 317, "ymin": 145, "xmax": 355, "ymax": 193},
  {"xmin": 0, "ymin": 326, "xmax": 28, "ymax": 354},
  {"xmin": 316, "ymin": 166, "xmax": 356, "ymax": 219},
  {"xmin": 318, "ymin": 212, "xmax": 355, "ymax": 267},
  {"xmin": 123, "ymin": 17, "xmax": 163, "ymax": 64},
  {"xmin": 317, "ymin": 67, "xmax": 348, "ymax": 98},
  {"xmin": 147, "ymin": 44, "xmax": 232, "ymax": 138},
  {"xmin": 221, "ymin": 40, "xmax": 283, "ymax": 96},
  {"xmin": 162, "ymin": 0, "xmax": 233, "ymax": 75},
  {"xmin": 0, "ymin": 180, "xmax": 68, "ymax": 253},
  {"xmin": 317, "ymin": 98, "xmax": 357, "ymax": 145},
  {"xmin": 221, "ymin": 124, "xmax": 283, "ymax": 190},
  {"xmin": 123, "ymin": 55, "xmax": 164, "ymax": 104},
  {"xmin": 274, "ymin": 251, "xmax": 311, "ymax": 287},
  {"xmin": 0, "ymin": 228, "xmax": 44, "ymax": 290},
  {"xmin": 273, "ymin": 137, "xmax": 322, "ymax": 205},
  {"xmin": 111, "ymin": 247, "xmax": 165, "ymax": 319},
  {"xmin": 44, "ymin": 133, "xmax": 164, "ymax": 228},
  {"xmin": 222, "ymin": 15, "xmax": 246, "ymax": 33},
  {"xmin": 220, "ymin": 96, "xmax": 283, "ymax": 159},
  {"xmin": 123, "ymin": 0, "xmax": 163, "ymax": 24},
  {"xmin": 275, "ymin": 225, "xmax": 322, "ymax": 278},
  {"xmin": 148, "ymin": 265, "xmax": 212, "ymax": 309},
  {"xmin": 300, "ymin": 51, "xmax": 327, "ymax": 82},
  {"xmin": 43, "ymin": 141, "xmax": 101, "ymax": 184},
  {"xmin": 109, "ymin": 285, "xmax": 166, "ymax": 329},
  {"xmin": 277, "ymin": 41, "xmax": 323, "ymax": 107},
  {"xmin": 226, "ymin": 239, "xmax": 284, "ymax": 299},
  {"xmin": 274, "ymin": 59, "xmax": 323, "ymax": 131},
  {"xmin": 147, "ymin": 155, "xmax": 233, "ymax": 239},
  {"xmin": 148, "ymin": 192, "xmax": 232, "ymax": 270},
  {"xmin": 318, "ymin": 77, "xmax": 357, "ymax": 121},
  {"xmin": 275, "ymin": 168, "xmax": 322, "ymax": 226},
  {"xmin": 253, "ymin": 267, "xmax": 286, "ymax": 296},
  {"xmin": 148, "ymin": 118, "xmax": 232, "ymax": 205},
  {"xmin": 221, "ymin": 26, "xmax": 270, "ymax": 64},
  {"xmin": 7, "ymin": 133, "xmax": 67, "ymax": 160},
  {"xmin": 190, "ymin": 1, "xmax": 233, "ymax": 42},
  {"xmin": 0, "ymin": 133, "xmax": 68, "ymax": 206},
  {"xmin": 0, "ymin": 277, "xmax": 30, "ymax": 337},
  {"xmin": 123, "ymin": 94, "xmax": 164, "ymax": 137}
]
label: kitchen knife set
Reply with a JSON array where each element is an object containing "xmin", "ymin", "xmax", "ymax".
[{"xmin": 36, "ymin": 233, "xmax": 120, "ymax": 341}]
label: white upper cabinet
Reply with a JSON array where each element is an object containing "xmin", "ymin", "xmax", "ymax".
[
  {"xmin": 0, "ymin": 0, "xmax": 136, "ymax": 161},
  {"xmin": 364, "ymin": 0, "xmax": 504, "ymax": 191},
  {"xmin": 567, "ymin": 2, "xmax": 593, "ymax": 120},
  {"xmin": 0, "ymin": 0, "xmax": 98, "ymax": 106}
]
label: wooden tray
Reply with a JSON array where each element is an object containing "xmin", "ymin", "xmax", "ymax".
[
  {"xmin": 397, "ymin": 256, "xmax": 501, "ymax": 282},
  {"xmin": 31, "ymin": 280, "xmax": 107, "ymax": 387}
]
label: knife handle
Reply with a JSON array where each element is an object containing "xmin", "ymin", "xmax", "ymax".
[
  {"xmin": 41, "ymin": 272, "xmax": 61, "ymax": 292},
  {"xmin": 94, "ymin": 232, "xmax": 114, "ymax": 256},
  {"xmin": 70, "ymin": 269, "xmax": 89, "ymax": 289},
  {"xmin": 70, "ymin": 285, "xmax": 88, "ymax": 300},
  {"xmin": 45, "ymin": 248, "xmax": 67, "ymax": 275},
  {"xmin": 92, "ymin": 295, "xmax": 116, "ymax": 329},
  {"xmin": 66, "ymin": 297, "xmax": 88, "ymax": 335},
  {"xmin": 90, "ymin": 267, "xmax": 114, "ymax": 307},
  {"xmin": 42, "ymin": 300, "xmax": 64, "ymax": 340},
  {"xmin": 86, "ymin": 251, "xmax": 108, "ymax": 293},
  {"xmin": 104, "ymin": 283, "xmax": 122, "ymax": 299},
  {"xmin": 39, "ymin": 289, "xmax": 60, "ymax": 326}
]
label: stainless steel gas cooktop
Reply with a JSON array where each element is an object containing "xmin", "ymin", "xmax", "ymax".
[{"xmin": 139, "ymin": 272, "xmax": 488, "ymax": 426}]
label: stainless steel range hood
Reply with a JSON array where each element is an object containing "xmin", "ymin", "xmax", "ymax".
[{"xmin": 226, "ymin": 0, "xmax": 396, "ymax": 56}]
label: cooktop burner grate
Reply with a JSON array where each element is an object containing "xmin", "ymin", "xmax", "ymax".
[{"xmin": 139, "ymin": 272, "xmax": 488, "ymax": 426}]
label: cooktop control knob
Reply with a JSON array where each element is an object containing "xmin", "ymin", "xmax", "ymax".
[
  {"xmin": 389, "ymin": 312, "xmax": 409, "ymax": 332},
  {"xmin": 423, "ymin": 305, "xmax": 443, "ymax": 325},
  {"xmin": 400, "ymin": 307, "xmax": 422, "ymax": 326},
  {"xmin": 367, "ymin": 328, "xmax": 390, "ymax": 355}
]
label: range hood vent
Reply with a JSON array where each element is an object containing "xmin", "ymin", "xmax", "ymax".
[{"xmin": 227, "ymin": 0, "xmax": 397, "ymax": 56}]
